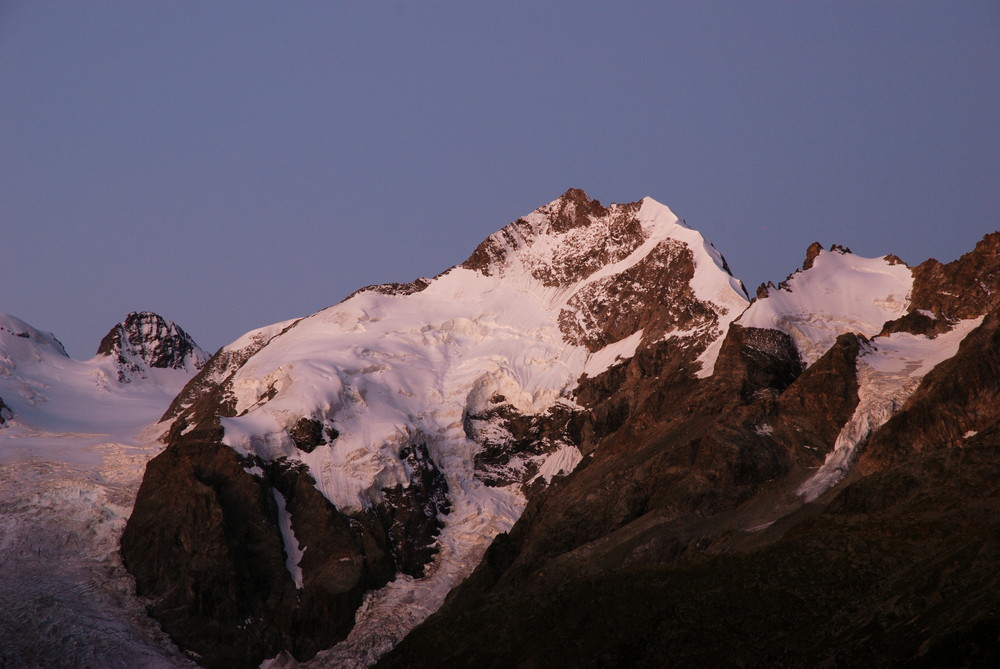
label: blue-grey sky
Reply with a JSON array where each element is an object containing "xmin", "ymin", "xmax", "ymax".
[{"xmin": 2, "ymin": 2, "xmax": 998, "ymax": 358}]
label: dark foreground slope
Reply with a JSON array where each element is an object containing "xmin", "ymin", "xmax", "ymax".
[{"xmin": 379, "ymin": 436, "xmax": 1000, "ymax": 668}]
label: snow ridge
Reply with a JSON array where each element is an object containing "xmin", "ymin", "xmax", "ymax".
[{"xmin": 739, "ymin": 247, "xmax": 913, "ymax": 365}]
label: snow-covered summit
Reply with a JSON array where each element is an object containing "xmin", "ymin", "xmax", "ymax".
[
  {"xmin": 739, "ymin": 245, "xmax": 913, "ymax": 365},
  {"xmin": 462, "ymin": 189, "xmax": 746, "ymax": 305},
  {"xmin": 196, "ymin": 189, "xmax": 749, "ymax": 511},
  {"xmin": 0, "ymin": 313, "xmax": 70, "ymax": 360}
]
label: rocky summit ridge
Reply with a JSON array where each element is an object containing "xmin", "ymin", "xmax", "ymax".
[
  {"xmin": 97, "ymin": 311, "xmax": 209, "ymax": 382},
  {"xmin": 112, "ymin": 190, "xmax": 1000, "ymax": 668}
]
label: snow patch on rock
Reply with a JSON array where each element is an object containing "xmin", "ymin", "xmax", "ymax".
[
  {"xmin": 272, "ymin": 489, "xmax": 305, "ymax": 589},
  {"xmin": 797, "ymin": 316, "xmax": 984, "ymax": 501}
]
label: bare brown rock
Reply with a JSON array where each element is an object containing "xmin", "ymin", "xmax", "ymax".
[
  {"xmin": 909, "ymin": 232, "xmax": 1000, "ymax": 323},
  {"xmin": 121, "ymin": 438, "xmax": 394, "ymax": 668},
  {"xmin": 802, "ymin": 241, "xmax": 823, "ymax": 270}
]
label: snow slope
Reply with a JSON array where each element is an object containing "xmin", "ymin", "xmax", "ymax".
[
  {"xmin": 0, "ymin": 314, "xmax": 198, "ymax": 461},
  {"xmin": 739, "ymin": 248, "xmax": 912, "ymax": 365},
  {"xmin": 0, "ymin": 314, "xmax": 203, "ymax": 667}
]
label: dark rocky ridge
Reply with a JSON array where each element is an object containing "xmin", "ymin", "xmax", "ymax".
[
  {"xmin": 127, "ymin": 390, "xmax": 453, "ymax": 668},
  {"xmin": 432, "ymin": 321, "xmax": 862, "ymax": 610},
  {"xmin": 122, "ymin": 434, "xmax": 397, "ymax": 668},
  {"xmin": 379, "ymin": 438, "xmax": 1000, "ymax": 668},
  {"xmin": 881, "ymin": 231, "xmax": 1000, "ymax": 338}
]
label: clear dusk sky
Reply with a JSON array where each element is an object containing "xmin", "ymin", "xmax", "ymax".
[{"xmin": 2, "ymin": 2, "xmax": 998, "ymax": 358}]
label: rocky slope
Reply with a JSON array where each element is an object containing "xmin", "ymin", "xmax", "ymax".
[{"xmin": 118, "ymin": 192, "xmax": 1000, "ymax": 668}]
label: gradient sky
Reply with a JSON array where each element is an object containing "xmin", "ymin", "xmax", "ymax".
[{"xmin": 2, "ymin": 2, "xmax": 998, "ymax": 358}]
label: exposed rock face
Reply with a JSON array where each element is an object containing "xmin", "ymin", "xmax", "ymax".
[
  {"xmin": 558, "ymin": 238, "xmax": 722, "ymax": 352},
  {"xmin": 912, "ymin": 232, "xmax": 1000, "ymax": 317},
  {"xmin": 860, "ymin": 305, "xmax": 1000, "ymax": 472},
  {"xmin": 374, "ymin": 442, "xmax": 451, "ymax": 577},
  {"xmin": 121, "ymin": 434, "xmax": 395, "ymax": 668},
  {"xmin": 802, "ymin": 240, "xmax": 823, "ymax": 269},
  {"xmin": 97, "ymin": 311, "xmax": 209, "ymax": 382},
  {"xmin": 462, "ymin": 189, "xmax": 645, "ymax": 286}
]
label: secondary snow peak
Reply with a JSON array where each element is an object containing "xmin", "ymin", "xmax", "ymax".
[
  {"xmin": 0, "ymin": 313, "xmax": 69, "ymax": 359},
  {"xmin": 739, "ymin": 246, "xmax": 913, "ymax": 366},
  {"xmin": 97, "ymin": 311, "xmax": 208, "ymax": 382}
]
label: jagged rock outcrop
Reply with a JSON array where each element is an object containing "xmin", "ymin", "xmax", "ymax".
[
  {"xmin": 910, "ymin": 232, "xmax": 1000, "ymax": 322},
  {"xmin": 97, "ymin": 311, "xmax": 208, "ymax": 382}
]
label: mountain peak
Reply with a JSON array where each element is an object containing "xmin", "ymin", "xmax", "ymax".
[
  {"xmin": 97, "ymin": 311, "xmax": 208, "ymax": 382},
  {"xmin": 638, "ymin": 195, "xmax": 685, "ymax": 227},
  {"xmin": 461, "ymin": 188, "xmax": 640, "ymax": 279}
]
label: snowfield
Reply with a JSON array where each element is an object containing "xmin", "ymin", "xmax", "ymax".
[
  {"xmin": 0, "ymin": 315, "xmax": 199, "ymax": 667},
  {"xmin": 739, "ymin": 248, "xmax": 912, "ymax": 365}
]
